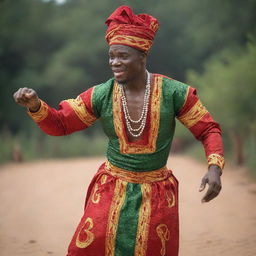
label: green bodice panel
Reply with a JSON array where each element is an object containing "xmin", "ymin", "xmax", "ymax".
[{"xmin": 92, "ymin": 75, "xmax": 188, "ymax": 172}]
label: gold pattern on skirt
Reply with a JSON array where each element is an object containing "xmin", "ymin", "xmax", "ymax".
[
  {"xmin": 76, "ymin": 217, "xmax": 94, "ymax": 249},
  {"xmin": 105, "ymin": 179, "xmax": 128, "ymax": 256},
  {"xmin": 178, "ymin": 99, "xmax": 208, "ymax": 128},
  {"xmin": 91, "ymin": 174, "xmax": 108, "ymax": 204},
  {"xmin": 105, "ymin": 161, "xmax": 171, "ymax": 184},
  {"xmin": 135, "ymin": 183, "xmax": 152, "ymax": 255},
  {"xmin": 156, "ymin": 224, "xmax": 170, "ymax": 256}
]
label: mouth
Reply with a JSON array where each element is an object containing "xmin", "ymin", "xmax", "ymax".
[{"xmin": 112, "ymin": 70, "xmax": 126, "ymax": 79}]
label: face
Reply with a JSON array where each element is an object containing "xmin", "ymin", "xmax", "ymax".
[{"xmin": 109, "ymin": 44, "xmax": 146, "ymax": 84}]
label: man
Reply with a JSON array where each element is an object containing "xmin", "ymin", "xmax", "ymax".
[{"xmin": 13, "ymin": 6, "xmax": 224, "ymax": 256}]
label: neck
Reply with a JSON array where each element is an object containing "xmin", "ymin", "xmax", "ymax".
[{"xmin": 124, "ymin": 69, "xmax": 148, "ymax": 92}]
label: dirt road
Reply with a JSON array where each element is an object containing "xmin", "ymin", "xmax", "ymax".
[{"xmin": 0, "ymin": 156, "xmax": 255, "ymax": 256}]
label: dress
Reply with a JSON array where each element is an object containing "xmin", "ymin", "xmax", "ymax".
[{"xmin": 28, "ymin": 74, "xmax": 224, "ymax": 256}]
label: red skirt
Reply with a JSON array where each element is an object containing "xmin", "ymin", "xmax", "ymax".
[{"xmin": 67, "ymin": 161, "xmax": 179, "ymax": 256}]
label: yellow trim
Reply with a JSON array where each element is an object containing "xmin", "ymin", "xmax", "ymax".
[
  {"xmin": 75, "ymin": 217, "xmax": 94, "ymax": 249},
  {"xmin": 134, "ymin": 183, "xmax": 152, "ymax": 256},
  {"xmin": 112, "ymin": 75, "xmax": 162, "ymax": 154},
  {"xmin": 65, "ymin": 96, "xmax": 97, "ymax": 127},
  {"xmin": 180, "ymin": 86, "xmax": 190, "ymax": 110},
  {"xmin": 208, "ymin": 153, "xmax": 225, "ymax": 170},
  {"xmin": 109, "ymin": 35, "xmax": 152, "ymax": 52},
  {"xmin": 178, "ymin": 100, "xmax": 208, "ymax": 128},
  {"xmin": 105, "ymin": 179, "xmax": 128, "ymax": 256},
  {"xmin": 27, "ymin": 100, "xmax": 48, "ymax": 122},
  {"xmin": 105, "ymin": 161, "xmax": 171, "ymax": 184}
]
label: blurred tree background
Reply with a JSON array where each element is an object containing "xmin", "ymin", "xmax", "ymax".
[{"xmin": 0, "ymin": 0, "xmax": 255, "ymax": 174}]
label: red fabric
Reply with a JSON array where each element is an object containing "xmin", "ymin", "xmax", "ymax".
[
  {"xmin": 37, "ymin": 88, "xmax": 95, "ymax": 136},
  {"xmin": 105, "ymin": 6, "xmax": 159, "ymax": 51},
  {"xmin": 66, "ymin": 163, "xmax": 179, "ymax": 256},
  {"xmin": 178, "ymin": 87, "xmax": 224, "ymax": 158}
]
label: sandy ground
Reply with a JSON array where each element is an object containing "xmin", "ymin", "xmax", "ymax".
[{"xmin": 0, "ymin": 155, "xmax": 255, "ymax": 256}]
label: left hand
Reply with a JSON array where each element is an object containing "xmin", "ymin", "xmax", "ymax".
[{"xmin": 199, "ymin": 165, "xmax": 222, "ymax": 203}]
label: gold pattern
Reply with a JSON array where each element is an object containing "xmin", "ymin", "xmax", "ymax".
[
  {"xmin": 156, "ymin": 224, "xmax": 170, "ymax": 256},
  {"xmin": 105, "ymin": 179, "xmax": 128, "ymax": 256},
  {"xmin": 65, "ymin": 96, "xmax": 97, "ymax": 127},
  {"xmin": 112, "ymin": 75, "xmax": 162, "ymax": 154},
  {"xmin": 76, "ymin": 217, "xmax": 94, "ymax": 249},
  {"xmin": 105, "ymin": 161, "xmax": 171, "ymax": 184},
  {"xmin": 109, "ymin": 35, "xmax": 152, "ymax": 52},
  {"xmin": 178, "ymin": 100, "xmax": 208, "ymax": 128},
  {"xmin": 91, "ymin": 175, "xmax": 108, "ymax": 204},
  {"xmin": 166, "ymin": 190, "xmax": 175, "ymax": 208},
  {"xmin": 27, "ymin": 100, "xmax": 48, "ymax": 122},
  {"xmin": 208, "ymin": 153, "xmax": 225, "ymax": 170},
  {"xmin": 135, "ymin": 184, "xmax": 152, "ymax": 256}
]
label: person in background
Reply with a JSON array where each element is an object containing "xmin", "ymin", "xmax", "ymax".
[{"xmin": 13, "ymin": 5, "xmax": 224, "ymax": 256}]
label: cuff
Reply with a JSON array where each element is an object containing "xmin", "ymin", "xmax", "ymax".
[
  {"xmin": 207, "ymin": 153, "xmax": 225, "ymax": 170},
  {"xmin": 27, "ymin": 100, "xmax": 48, "ymax": 122}
]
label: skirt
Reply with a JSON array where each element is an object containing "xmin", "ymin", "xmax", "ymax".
[{"xmin": 67, "ymin": 161, "xmax": 179, "ymax": 256}]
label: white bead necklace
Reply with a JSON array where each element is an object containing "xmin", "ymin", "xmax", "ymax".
[{"xmin": 118, "ymin": 70, "xmax": 151, "ymax": 137}]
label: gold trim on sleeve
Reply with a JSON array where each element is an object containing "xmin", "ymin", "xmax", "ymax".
[
  {"xmin": 27, "ymin": 100, "xmax": 48, "ymax": 122},
  {"xmin": 208, "ymin": 153, "xmax": 225, "ymax": 170},
  {"xmin": 65, "ymin": 96, "xmax": 97, "ymax": 127},
  {"xmin": 178, "ymin": 100, "xmax": 208, "ymax": 128}
]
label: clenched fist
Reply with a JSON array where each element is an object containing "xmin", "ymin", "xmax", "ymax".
[{"xmin": 13, "ymin": 87, "xmax": 41, "ymax": 112}]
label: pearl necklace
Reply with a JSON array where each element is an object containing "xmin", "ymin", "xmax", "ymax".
[{"xmin": 118, "ymin": 70, "xmax": 151, "ymax": 137}]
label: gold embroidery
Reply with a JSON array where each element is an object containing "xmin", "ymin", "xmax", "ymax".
[
  {"xmin": 76, "ymin": 217, "xmax": 94, "ymax": 249},
  {"xmin": 156, "ymin": 224, "xmax": 170, "ymax": 256},
  {"xmin": 109, "ymin": 35, "xmax": 152, "ymax": 52},
  {"xmin": 208, "ymin": 153, "xmax": 225, "ymax": 170},
  {"xmin": 112, "ymin": 75, "xmax": 162, "ymax": 154},
  {"xmin": 166, "ymin": 190, "xmax": 175, "ymax": 208},
  {"xmin": 105, "ymin": 179, "xmax": 127, "ymax": 256},
  {"xmin": 65, "ymin": 96, "xmax": 96, "ymax": 127},
  {"xmin": 105, "ymin": 161, "xmax": 171, "ymax": 184},
  {"xmin": 135, "ymin": 184, "xmax": 152, "ymax": 256},
  {"xmin": 27, "ymin": 100, "xmax": 48, "ymax": 122},
  {"xmin": 91, "ymin": 175, "xmax": 108, "ymax": 204},
  {"xmin": 178, "ymin": 100, "xmax": 208, "ymax": 128}
]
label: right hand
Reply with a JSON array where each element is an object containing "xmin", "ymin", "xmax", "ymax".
[{"xmin": 13, "ymin": 87, "xmax": 41, "ymax": 112}]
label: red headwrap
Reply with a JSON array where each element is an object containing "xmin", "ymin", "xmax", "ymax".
[{"xmin": 105, "ymin": 6, "xmax": 159, "ymax": 52}]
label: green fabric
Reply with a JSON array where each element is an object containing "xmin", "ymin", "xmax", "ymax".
[
  {"xmin": 115, "ymin": 183, "xmax": 142, "ymax": 256},
  {"xmin": 91, "ymin": 75, "xmax": 188, "ymax": 172}
]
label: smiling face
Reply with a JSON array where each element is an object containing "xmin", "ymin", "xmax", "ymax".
[{"xmin": 109, "ymin": 44, "xmax": 147, "ymax": 84}]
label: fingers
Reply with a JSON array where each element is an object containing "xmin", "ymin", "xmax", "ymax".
[
  {"xmin": 199, "ymin": 177, "xmax": 207, "ymax": 192},
  {"xmin": 13, "ymin": 87, "xmax": 37, "ymax": 107},
  {"xmin": 201, "ymin": 182, "xmax": 222, "ymax": 203}
]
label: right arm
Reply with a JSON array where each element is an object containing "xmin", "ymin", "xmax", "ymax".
[{"xmin": 13, "ymin": 87, "xmax": 97, "ymax": 136}]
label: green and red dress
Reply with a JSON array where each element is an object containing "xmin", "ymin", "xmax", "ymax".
[{"xmin": 28, "ymin": 74, "xmax": 224, "ymax": 256}]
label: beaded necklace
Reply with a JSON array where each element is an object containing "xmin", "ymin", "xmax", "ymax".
[{"xmin": 118, "ymin": 70, "xmax": 151, "ymax": 137}]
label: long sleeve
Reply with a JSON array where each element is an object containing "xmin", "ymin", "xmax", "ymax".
[
  {"xmin": 27, "ymin": 87, "xmax": 97, "ymax": 136},
  {"xmin": 176, "ymin": 86, "xmax": 225, "ymax": 170}
]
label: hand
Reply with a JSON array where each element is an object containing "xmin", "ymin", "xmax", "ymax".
[
  {"xmin": 199, "ymin": 165, "xmax": 222, "ymax": 203},
  {"xmin": 13, "ymin": 87, "xmax": 41, "ymax": 112}
]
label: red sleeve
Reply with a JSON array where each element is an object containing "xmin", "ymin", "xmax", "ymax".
[
  {"xmin": 177, "ymin": 86, "xmax": 225, "ymax": 170},
  {"xmin": 27, "ymin": 87, "xmax": 97, "ymax": 136}
]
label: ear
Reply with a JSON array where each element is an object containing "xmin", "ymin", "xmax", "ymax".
[{"xmin": 140, "ymin": 52, "xmax": 147, "ymax": 66}]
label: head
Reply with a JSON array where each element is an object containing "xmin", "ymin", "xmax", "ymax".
[{"xmin": 109, "ymin": 44, "xmax": 147, "ymax": 84}]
